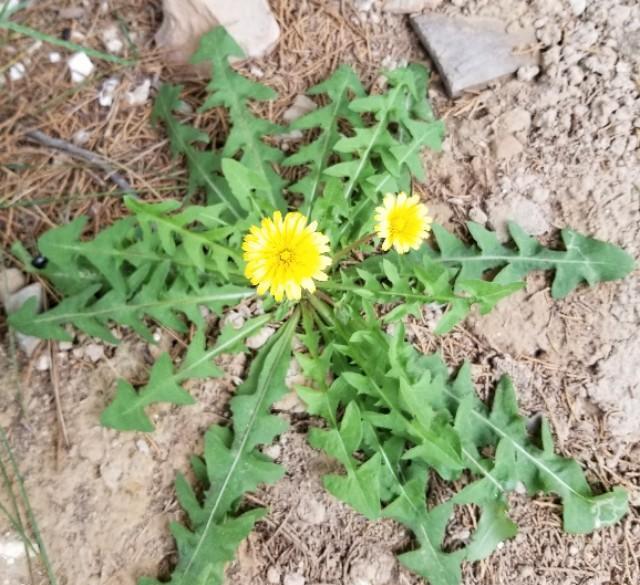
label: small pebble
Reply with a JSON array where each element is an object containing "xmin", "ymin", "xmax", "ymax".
[
  {"xmin": 283, "ymin": 574, "xmax": 305, "ymax": 585},
  {"xmin": 468, "ymin": 207, "xmax": 488, "ymax": 224},
  {"xmin": 246, "ymin": 326, "xmax": 275, "ymax": 350},
  {"xmin": 84, "ymin": 343, "xmax": 105, "ymax": 363},
  {"xmin": 9, "ymin": 62, "xmax": 26, "ymax": 81},
  {"xmin": 48, "ymin": 52, "xmax": 62, "ymax": 63},
  {"xmin": 517, "ymin": 64, "xmax": 540, "ymax": 82},
  {"xmin": 35, "ymin": 354, "xmax": 51, "ymax": 372},
  {"xmin": 125, "ymin": 79, "xmax": 151, "ymax": 107},
  {"xmin": 67, "ymin": 52, "xmax": 95, "ymax": 84},
  {"xmin": 266, "ymin": 567, "xmax": 281, "ymax": 585},
  {"xmin": 98, "ymin": 77, "xmax": 119, "ymax": 107}
]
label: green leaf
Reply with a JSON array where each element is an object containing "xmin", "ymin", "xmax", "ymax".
[
  {"xmin": 432, "ymin": 221, "xmax": 635, "ymax": 298},
  {"xmin": 8, "ymin": 267, "xmax": 253, "ymax": 343},
  {"xmin": 465, "ymin": 500, "xmax": 517, "ymax": 562},
  {"xmin": 282, "ymin": 65, "xmax": 365, "ymax": 217},
  {"xmin": 192, "ymin": 27, "xmax": 286, "ymax": 212},
  {"xmin": 140, "ymin": 313, "xmax": 299, "ymax": 585},
  {"xmin": 383, "ymin": 471, "xmax": 464, "ymax": 585},
  {"xmin": 101, "ymin": 315, "xmax": 271, "ymax": 431},
  {"xmin": 446, "ymin": 376, "xmax": 629, "ymax": 534},
  {"xmin": 152, "ymin": 83, "xmax": 242, "ymax": 215}
]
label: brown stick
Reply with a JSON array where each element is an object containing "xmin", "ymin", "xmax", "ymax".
[{"xmin": 23, "ymin": 129, "xmax": 135, "ymax": 195}]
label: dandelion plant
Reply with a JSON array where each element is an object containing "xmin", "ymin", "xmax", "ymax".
[{"xmin": 7, "ymin": 26, "xmax": 635, "ymax": 585}]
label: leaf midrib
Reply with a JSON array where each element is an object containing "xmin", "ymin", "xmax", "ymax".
[
  {"xmin": 181, "ymin": 313, "xmax": 298, "ymax": 579},
  {"xmin": 30, "ymin": 290, "xmax": 254, "ymax": 324}
]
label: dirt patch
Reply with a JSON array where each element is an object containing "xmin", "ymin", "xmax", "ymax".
[{"xmin": 1, "ymin": 0, "xmax": 639, "ymax": 584}]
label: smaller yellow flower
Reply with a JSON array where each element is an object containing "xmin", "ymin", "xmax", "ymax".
[
  {"xmin": 242, "ymin": 211, "xmax": 331, "ymax": 302},
  {"xmin": 374, "ymin": 192, "xmax": 432, "ymax": 254}
]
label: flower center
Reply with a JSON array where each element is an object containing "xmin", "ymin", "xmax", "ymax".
[
  {"xmin": 390, "ymin": 216, "xmax": 408, "ymax": 235},
  {"xmin": 278, "ymin": 248, "xmax": 294, "ymax": 265}
]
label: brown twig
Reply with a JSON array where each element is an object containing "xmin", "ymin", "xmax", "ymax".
[
  {"xmin": 23, "ymin": 128, "xmax": 136, "ymax": 195},
  {"xmin": 48, "ymin": 341, "xmax": 70, "ymax": 449}
]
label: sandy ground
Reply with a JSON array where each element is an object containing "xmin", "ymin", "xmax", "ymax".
[{"xmin": 0, "ymin": 1, "xmax": 639, "ymax": 584}]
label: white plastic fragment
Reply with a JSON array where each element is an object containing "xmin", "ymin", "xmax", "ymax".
[
  {"xmin": 98, "ymin": 77, "xmax": 120, "ymax": 107},
  {"xmin": 8, "ymin": 62, "xmax": 26, "ymax": 81},
  {"xmin": 124, "ymin": 78, "xmax": 151, "ymax": 106},
  {"xmin": 67, "ymin": 52, "xmax": 95, "ymax": 84}
]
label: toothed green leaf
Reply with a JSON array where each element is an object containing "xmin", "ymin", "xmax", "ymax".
[
  {"xmin": 101, "ymin": 316, "xmax": 271, "ymax": 431},
  {"xmin": 139, "ymin": 314, "xmax": 298, "ymax": 585}
]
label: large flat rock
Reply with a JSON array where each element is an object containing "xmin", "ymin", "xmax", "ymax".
[{"xmin": 411, "ymin": 14, "xmax": 537, "ymax": 97}]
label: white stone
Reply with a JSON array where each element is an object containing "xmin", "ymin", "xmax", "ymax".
[
  {"xmin": 67, "ymin": 52, "xmax": 95, "ymax": 84},
  {"xmin": 8, "ymin": 62, "xmax": 26, "ymax": 81},
  {"xmin": 98, "ymin": 77, "xmax": 119, "ymax": 107},
  {"xmin": 283, "ymin": 574, "xmax": 305, "ymax": 585},
  {"xmin": 72, "ymin": 129, "xmax": 91, "ymax": 145},
  {"xmin": 222, "ymin": 310, "xmax": 245, "ymax": 330},
  {"xmin": 84, "ymin": 343, "xmax": 105, "ymax": 363},
  {"xmin": 355, "ymin": 0, "xmax": 375, "ymax": 10},
  {"xmin": 263, "ymin": 444, "xmax": 281, "ymax": 459},
  {"xmin": 125, "ymin": 79, "xmax": 151, "ymax": 107},
  {"xmin": 0, "ymin": 268, "xmax": 26, "ymax": 305},
  {"xmin": 468, "ymin": 207, "xmax": 488, "ymax": 224},
  {"xmin": 5, "ymin": 283, "xmax": 43, "ymax": 315},
  {"xmin": 266, "ymin": 567, "xmax": 281, "ymax": 585},
  {"xmin": 17, "ymin": 333, "xmax": 41, "ymax": 357},
  {"xmin": 245, "ymin": 326, "xmax": 275, "ymax": 349},
  {"xmin": 100, "ymin": 23, "xmax": 124, "ymax": 54},
  {"xmin": 517, "ymin": 64, "xmax": 539, "ymax": 81},
  {"xmin": 282, "ymin": 94, "xmax": 317, "ymax": 124},
  {"xmin": 35, "ymin": 354, "xmax": 51, "ymax": 372},
  {"xmin": 383, "ymin": 0, "xmax": 439, "ymax": 13},
  {"xmin": 297, "ymin": 497, "xmax": 327, "ymax": 525},
  {"xmin": 48, "ymin": 51, "xmax": 62, "ymax": 63},
  {"xmin": 568, "ymin": 0, "xmax": 587, "ymax": 16},
  {"xmin": 155, "ymin": 0, "xmax": 280, "ymax": 64},
  {"xmin": 136, "ymin": 439, "xmax": 150, "ymax": 454}
]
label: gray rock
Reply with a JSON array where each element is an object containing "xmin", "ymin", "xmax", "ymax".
[
  {"xmin": 0, "ymin": 268, "xmax": 26, "ymax": 305},
  {"xmin": 468, "ymin": 206, "xmax": 488, "ymax": 224},
  {"xmin": 282, "ymin": 94, "xmax": 317, "ymax": 124},
  {"xmin": 283, "ymin": 574, "xmax": 305, "ymax": 585},
  {"xmin": 517, "ymin": 64, "xmax": 540, "ymax": 82},
  {"xmin": 5, "ymin": 282, "xmax": 43, "ymax": 315},
  {"xmin": 568, "ymin": 0, "xmax": 587, "ymax": 16},
  {"xmin": 84, "ymin": 343, "xmax": 105, "ymax": 363},
  {"xmin": 383, "ymin": 0, "xmax": 440, "ymax": 13},
  {"xmin": 245, "ymin": 326, "xmax": 275, "ymax": 350},
  {"xmin": 411, "ymin": 14, "xmax": 537, "ymax": 97}
]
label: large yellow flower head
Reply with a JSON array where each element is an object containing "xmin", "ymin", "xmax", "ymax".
[
  {"xmin": 374, "ymin": 192, "xmax": 432, "ymax": 254},
  {"xmin": 242, "ymin": 211, "xmax": 331, "ymax": 302}
]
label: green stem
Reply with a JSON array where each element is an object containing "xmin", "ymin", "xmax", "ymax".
[
  {"xmin": 0, "ymin": 20, "xmax": 134, "ymax": 65},
  {"xmin": 331, "ymin": 233, "xmax": 375, "ymax": 267},
  {"xmin": 0, "ymin": 429, "xmax": 57, "ymax": 584}
]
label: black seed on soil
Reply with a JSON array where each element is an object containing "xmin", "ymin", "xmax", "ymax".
[
  {"xmin": 32, "ymin": 255, "xmax": 48, "ymax": 269},
  {"xmin": 61, "ymin": 28, "xmax": 71, "ymax": 41}
]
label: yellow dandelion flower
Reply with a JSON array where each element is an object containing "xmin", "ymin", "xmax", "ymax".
[
  {"xmin": 242, "ymin": 211, "xmax": 331, "ymax": 302},
  {"xmin": 374, "ymin": 192, "xmax": 432, "ymax": 254}
]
